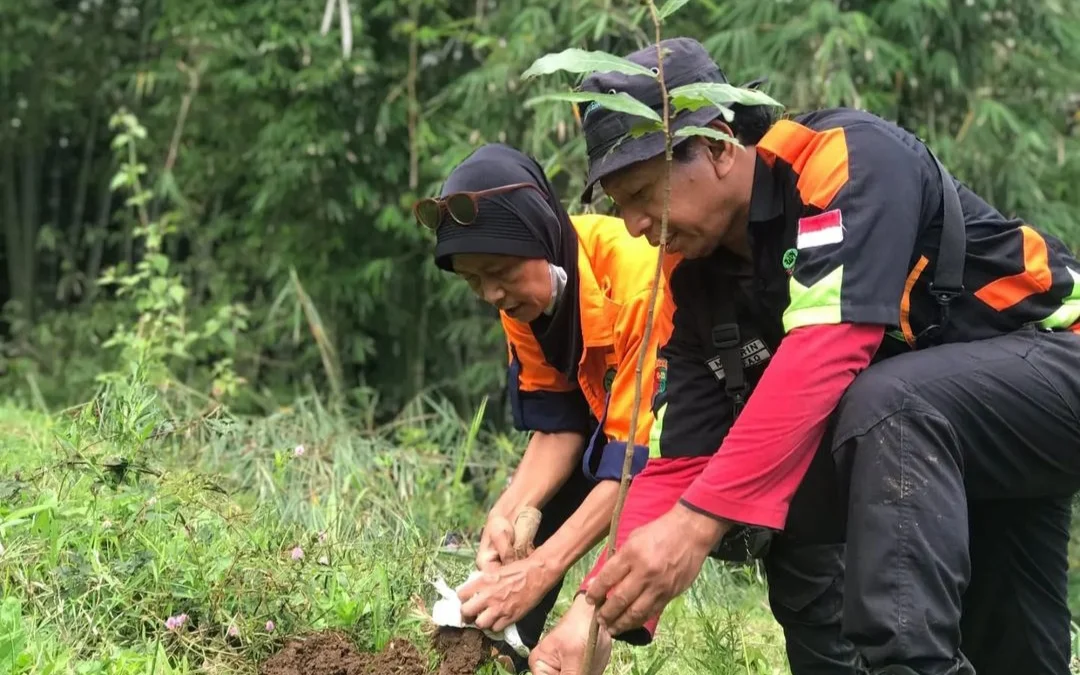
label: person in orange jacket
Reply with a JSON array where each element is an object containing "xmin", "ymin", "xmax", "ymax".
[{"xmin": 418, "ymin": 143, "xmax": 674, "ymax": 672}]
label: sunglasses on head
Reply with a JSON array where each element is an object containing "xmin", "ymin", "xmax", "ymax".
[{"xmin": 413, "ymin": 182, "xmax": 543, "ymax": 230}]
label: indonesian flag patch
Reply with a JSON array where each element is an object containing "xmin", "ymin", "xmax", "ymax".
[{"xmin": 796, "ymin": 209, "xmax": 844, "ymax": 249}]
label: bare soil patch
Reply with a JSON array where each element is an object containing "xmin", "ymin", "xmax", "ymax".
[{"xmin": 259, "ymin": 627, "xmax": 496, "ymax": 675}]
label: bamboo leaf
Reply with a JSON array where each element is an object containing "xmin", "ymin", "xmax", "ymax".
[
  {"xmin": 522, "ymin": 49, "xmax": 656, "ymax": 79},
  {"xmin": 675, "ymin": 126, "xmax": 744, "ymax": 147},
  {"xmin": 525, "ymin": 91, "xmax": 661, "ymax": 123},
  {"xmin": 670, "ymin": 83, "xmax": 784, "ymax": 117},
  {"xmin": 659, "ymin": 0, "xmax": 692, "ymax": 20}
]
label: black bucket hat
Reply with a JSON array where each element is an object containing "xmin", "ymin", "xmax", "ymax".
[{"xmin": 578, "ymin": 37, "xmax": 732, "ymax": 202}]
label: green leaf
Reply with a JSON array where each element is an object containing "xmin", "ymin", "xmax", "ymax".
[
  {"xmin": 150, "ymin": 278, "xmax": 168, "ymax": 296},
  {"xmin": 168, "ymin": 284, "xmax": 186, "ymax": 305},
  {"xmin": 521, "ymin": 48, "xmax": 656, "ymax": 79},
  {"xmin": 669, "ymin": 83, "xmax": 784, "ymax": 117},
  {"xmin": 658, "ymin": 0, "xmax": 692, "ymax": 20},
  {"xmin": 629, "ymin": 119, "xmax": 664, "ymax": 138},
  {"xmin": 674, "ymin": 126, "xmax": 744, "ymax": 147},
  {"xmin": 148, "ymin": 254, "xmax": 169, "ymax": 275},
  {"xmin": 525, "ymin": 91, "xmax": 661, "ymax": 123},
  {"xmin": 0, "ymin": 598, "xmax": 26, "ymax": 673},
  {"xmin": 109, "ymin": 172, "xmax": 128, "ymax": 191},
  {"xmin": 0, "ymin": 501, "xmax": 56, "ymax": 532}
]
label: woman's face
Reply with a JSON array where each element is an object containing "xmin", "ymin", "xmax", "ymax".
[{"xmin": 453, "ymin": 253, "xmax": 552, "ymax": 322}]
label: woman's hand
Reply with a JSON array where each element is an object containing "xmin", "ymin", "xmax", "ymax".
[{"xmin": 476, "ymin": 512, "xmax": 518, "ymax": 572}]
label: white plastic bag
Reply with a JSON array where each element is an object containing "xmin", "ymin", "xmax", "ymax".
[{"xmin": 430, "ymin": 571, "xmax": 529, "ymax": 658}]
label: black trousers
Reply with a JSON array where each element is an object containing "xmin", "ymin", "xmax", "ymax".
[
  {"xmin": 760, "ymin": 416, "xmax": 857, "ymax": 675},
  {"xmin": 826, "ymin": 327, "xmax": 1080, "ymax": 675}
]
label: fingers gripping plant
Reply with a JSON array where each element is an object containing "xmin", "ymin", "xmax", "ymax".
[{"xmin": 521, "ymin": 1, "xmax": 784, "ymax": 670}]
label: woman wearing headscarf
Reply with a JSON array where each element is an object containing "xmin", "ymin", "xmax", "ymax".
[{"xmin": 419, "ymin": 143, "xmax": 673, "ymax": 671}]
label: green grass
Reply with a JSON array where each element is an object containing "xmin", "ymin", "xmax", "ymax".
[
  {"xmin": 13, "ymin": 376, "xmax": 1079, "ymax": 674},
  {"xmin": 0, "ymin": 380, "xmax": 787, "ymax": 674}
]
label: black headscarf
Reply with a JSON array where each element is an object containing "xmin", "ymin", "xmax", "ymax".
[{"xmin": 432, "ymin": 144, "xmax": 583, "ymax": 381}]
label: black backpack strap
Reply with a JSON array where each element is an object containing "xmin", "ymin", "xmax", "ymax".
[
  {"xmin": 710, "ymin": 294, "xmax": 748, "ymax": 419},
  {"xmin": 925, "ymin": 152, "xmax": 966, "ymax": 336},
  {"xmin": 706, "ymin": 289, "xmax": 773, "ymax": 564}
]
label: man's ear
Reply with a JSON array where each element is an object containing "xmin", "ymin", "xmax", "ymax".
[{"xmin": 704, "ymin": 120, "xmax": 739, "ymax": 177}]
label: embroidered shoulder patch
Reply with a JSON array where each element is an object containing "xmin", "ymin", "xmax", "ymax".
[{"xmin": 796, "ymin": 209, "xmax": 844, "ymax": 249}]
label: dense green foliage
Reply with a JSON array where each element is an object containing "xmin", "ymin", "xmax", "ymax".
[
  {"xmin": 0, "ymin": 388, "xmax": 789, "ymax": 673},
  {"xmin": 2, "ymin": 0, "xmax": 1079, "ymax": 423}
]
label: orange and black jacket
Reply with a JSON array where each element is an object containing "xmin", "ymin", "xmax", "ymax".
[
  {"xmin": 752, "ymin": 107, "xmax": 1080, "ymax": 350},
  {"xmin": 675, "ymin": 106, "xmax": 1080, "ymax": 524},
  {"xmin": 500, "ymin": 213, "xmax": 674, "ymax": 481}
]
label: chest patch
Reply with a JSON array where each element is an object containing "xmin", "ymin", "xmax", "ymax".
[
  {"xmin": 705, "ymin": 338, "xmax": 773, "ymax": 382},
  {"xmin": 782, "ymin": 248, "xmax": 798, "ymax": 275},
  {"xmin": 797, "ymin": 209, "xmax": 844, "ymax": 249},
  {"xmin": 603, "ymin": 367, "xmax": 616, "ymax": 392}
]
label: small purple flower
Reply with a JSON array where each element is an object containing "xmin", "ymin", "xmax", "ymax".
[
  {"xmin": 293, "ymin": 444, "xmax": 305, "ymax": 457},
  {"xmin": 165, "ymin": 613, "xmax": 188, "ymax": 631},
  {"xmin": 227, "ymin": 624, "xmax": 239, "ymax": 638},
  {"xmin": 265, "ymin": 620, "xmax": 275, "ymax": 633},
  {"xmin": 290, "ymin": 546, "xmax": 304, "ymax": 561}
]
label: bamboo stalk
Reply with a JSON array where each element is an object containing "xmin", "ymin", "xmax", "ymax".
[
  {"xmin": 579, "ymin": 2, "xmax": 672, "ymax": 672},
  {"xmin": 81, "ymin": 172, "xmax": 113, "ymax": 304},
  {"xmin": 70, "ymin": 103, "xmax": 101, "ymax": 259},
  {"xmin": 407, "ymin": 0, "xmax": 420, "ymax": 190},
  {"xmin": 3, "ymin": 132, "xmax": 25, "ymax": 313}
]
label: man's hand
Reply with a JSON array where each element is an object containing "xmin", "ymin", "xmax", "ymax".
[
  {"xmin": 457, "ymin": 555, "xmax": 558, "ymax": 632},
  {"xmin": 530, "ymin": 594, "xmax": 611, "ymax": 675},
  {"xmin": 584, "ymin": 502, "xmax": 728, "ymax": 636},
  {"xmin": 476, "ymin": 513, "xmax": 517, "ymax": 572}
]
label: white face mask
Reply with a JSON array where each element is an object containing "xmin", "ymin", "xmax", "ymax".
[{"xmin": 544, "ymin": 263, "xmax": 568, "ymax": 315}]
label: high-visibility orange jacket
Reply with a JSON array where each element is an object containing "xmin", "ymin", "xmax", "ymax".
[{"xmin": 501, "ymin": 214, "xmax": 676, "ymax": 480}]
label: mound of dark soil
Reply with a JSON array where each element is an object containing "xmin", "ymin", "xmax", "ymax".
[
  {"xmin": 258, "ymin": 627, "xmax": 496, "ymax": 675},
  {"xmin": 259, "ymin": 631, "xmax": 427, "ymax": 675},
  {"xmin": 432, "ymin": 627, "xmax": 494, "ymax": 674}
]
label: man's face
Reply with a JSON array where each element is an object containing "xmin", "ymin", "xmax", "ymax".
[
  {"xmin": 600, "ymin": 136, "xmax": 747, "ymax": 259},
  {"xmin": 452, "ymin": 253, "xmax": 551, "ymax": 322}
]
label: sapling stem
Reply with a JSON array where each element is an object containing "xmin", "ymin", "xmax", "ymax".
[{"xmin": 579, "ymin": 1, "xmax": 672, "ymax": 672}]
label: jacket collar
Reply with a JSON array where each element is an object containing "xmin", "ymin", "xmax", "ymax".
[
  {"xmin": 749, "ymin": 153, "xmax": 783, "ymax": 224},
  {"xmin": 575, "ymin": 241, "xmax": 620, "ymax": 348}
]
